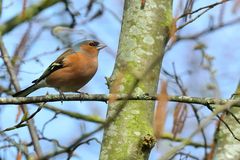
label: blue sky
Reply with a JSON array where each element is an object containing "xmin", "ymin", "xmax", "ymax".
[{"xmin": 0, "ymin": 0, "xmax": 240, "ymax": 159}]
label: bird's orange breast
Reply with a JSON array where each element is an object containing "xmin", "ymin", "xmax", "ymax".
[{"xmin": 46, "ymin": 53, "xmax": 98, "ymax": 92}]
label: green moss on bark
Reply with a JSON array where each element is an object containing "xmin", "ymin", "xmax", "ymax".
[{"xmin": 100, "ymin": 0, "xmax": 172, "ymax": 159}]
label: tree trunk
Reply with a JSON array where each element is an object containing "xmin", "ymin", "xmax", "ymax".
[
  {"xmin": 100, "ymin": 0, "xmax": 172, "ymax": 159},
  {"xmin": 213, "ymin": 82, "xmax": 240, "ymax": 160}
]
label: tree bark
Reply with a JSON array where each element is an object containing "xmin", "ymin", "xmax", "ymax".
[
  {"xmin": 213, "ymin": 82, "xmax": 240, "ymax": 160},
  {"xmin": 100, "ymin": 0, "xmax": 172, "ymax": 159}
]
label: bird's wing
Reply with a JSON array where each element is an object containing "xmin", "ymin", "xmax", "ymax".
[{"xmin": 32, "ymin": 48, "xmax": 76, "ymax": 83}]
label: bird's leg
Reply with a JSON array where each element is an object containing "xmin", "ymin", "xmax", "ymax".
[
  {"xmin": 75, "ymin": 91, "xmax": 89, "ymax": 96},
  {"xmin": 58, "ymin": 90, "xmax": 66, "ymax": 103},
  {"xmin": 231, "ymin": 93, "xmax": 240, "ymax": 98}
]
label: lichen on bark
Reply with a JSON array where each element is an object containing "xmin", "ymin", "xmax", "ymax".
[
  {"xmin": 214, "ymin": 82, "xmax": 240, "ymax": 160},
  {"xmin": 100, "ymin": 0, "xmax": 172, "ymax": 160}
]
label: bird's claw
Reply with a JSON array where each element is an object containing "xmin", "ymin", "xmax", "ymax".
[
  {"xmin": 58, "ymin": 90, "xmax": 66, "ymax": 104},
  {"xmin": 76, "ymin": 91, "xmax": 89, "ymax": 96}
]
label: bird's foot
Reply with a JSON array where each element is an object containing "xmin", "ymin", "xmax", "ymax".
[
  {"xmin": 231, "ymin": 93, "xmax": 240, "ymax": 99},
  {"xmin": 58, "ymin": 90, "xmax": 66, "ymax": 104},
  {"xmin": 76, "ymin": 91, "xmax": 89, "ymax": 96}
]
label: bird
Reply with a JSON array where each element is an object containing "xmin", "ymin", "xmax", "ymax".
[{"xmin": 13, "ymin": 40, "xmax": 106, "ymax": 97}]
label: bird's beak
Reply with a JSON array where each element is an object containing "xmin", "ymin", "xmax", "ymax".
[{"xmin": 97, "ymin": 43, "xmax": 107, "ymax": 50}]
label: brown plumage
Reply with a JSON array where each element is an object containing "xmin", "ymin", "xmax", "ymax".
[{"xmin": 13, "ymin": 40, "xmax": 106, "ymax": 97}]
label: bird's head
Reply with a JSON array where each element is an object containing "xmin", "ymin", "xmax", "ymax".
[{"xmin": 79, "ymin": 40, "xmax": 106, "ymax": 56}]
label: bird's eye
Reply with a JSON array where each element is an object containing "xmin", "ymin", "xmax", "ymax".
[{"xmin": 89, "ymin": 41, "xmax": 99, "ymax": 46}]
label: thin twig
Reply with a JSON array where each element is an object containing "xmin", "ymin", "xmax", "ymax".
[
  {"xmin": 0, "ymin": 36, "xmax": 43, "ymax": 157},
  {"xmin": 0, "ymin": 0, "xmax": 61, "ymax": 34},
  {"xmin": 42, "ymin": 104, "xmax": 104, "ymax": 123},
  {"xmin": 177, "ymin": 17, "xmax": 240, "ymax": 40},
  {"xmin": 177, "ymin": 0, "xmax": 232, "ymax": 20},
  {"xmin": 177, "ymin": 9, "xmax": 209, "ymax": 30},
  {"xmin": 159, "ymin": 100, "xmax": 237, "ymax": 160},
  {"xmin": 171, "ymin": 64, "xmax": 208, "ymax": 157}
]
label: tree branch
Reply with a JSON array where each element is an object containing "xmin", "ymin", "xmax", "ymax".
[
  {"xmin": 0, "ymin": 94, "xmax": 239, "ymax": 107},
  {"xmin": 177, "ymin": 0, "xmax": 231, "ymax": 20},
  {"xmin": 0, "ymin": 36, "xmax": 43, "ymax": 157},
  {"xmin": 159, "ymin": 100, "xmax": 238, "ymax": 160},
  {"xmin": 161, "ymin": 133, "xmax": 210, "ymax": 148},
  {"xmin": 42, "ymin": 104, "xmax": 105, "ymax": 123},
  {"xmin": 0, "ymin": 0, "xmax": 62, "ymax": 34}
]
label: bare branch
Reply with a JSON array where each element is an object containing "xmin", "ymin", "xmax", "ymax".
[
  {"xmin": 0, "ymin": 0, "xmax": 62, "ymax": 34},
  {"xmin": 0, "ymin": 36, "xmax": 20, "ymax": 90},
  {"xmin": 0, "ymin": 94, "xmax": 239, "ymax": 107},
  {"xmin": 43, "ymin": 104, "xmax": 105, "ymax": 123},
  {"xmin": 177, "ymin": 17, "xmax": 240, "ymax": 40},
  {"xmin": 177, "ymin": 0, "xmax": 232, "ymax": 20},
  {"xmin": 0, "ymin": 36, "xmax": 42, "ymax": 157},
  {"xmin": 159, "ymin": 100, "xmax": 238, "ymax": 160}
]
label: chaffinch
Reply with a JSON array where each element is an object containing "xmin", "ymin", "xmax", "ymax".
[{"xmin": 13, "ymin": 40, "xmax": 106, "ymax": 97}]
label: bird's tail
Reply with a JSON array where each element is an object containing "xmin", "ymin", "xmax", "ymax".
[{"xmin": 13, "ymin": 83, "xmax": 42, "ymax": 97}]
